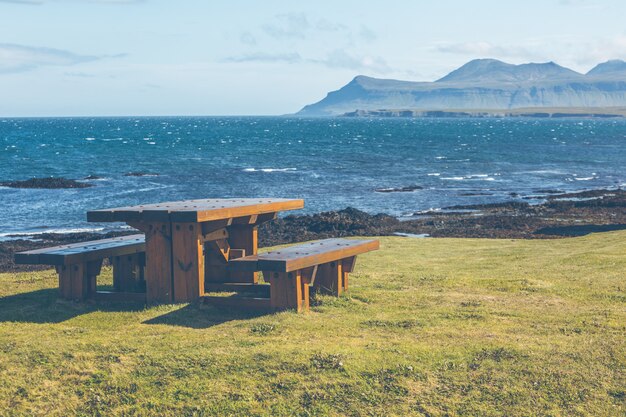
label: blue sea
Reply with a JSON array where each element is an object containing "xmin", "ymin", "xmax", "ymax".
[{"xmin": 1, "ymin": 117, "xmax": 625, "ymax": 238}]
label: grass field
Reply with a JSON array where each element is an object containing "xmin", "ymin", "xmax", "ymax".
[{"xmin": 0, "ymin": 232, "xmax": 625, "ymax": 416}]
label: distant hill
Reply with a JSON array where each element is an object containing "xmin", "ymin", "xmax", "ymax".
[{"xmin": 296, "ymin": 59, "xmax": 626, "ymax": 116}]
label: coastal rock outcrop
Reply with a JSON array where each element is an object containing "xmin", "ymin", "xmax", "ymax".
[{"xmin": 0, "ymin": 177, "xmax": 93, "ymax": 189}]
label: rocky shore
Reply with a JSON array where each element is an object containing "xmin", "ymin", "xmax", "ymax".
[{"xmin": 1, "ymin": 188, "xmax": 625, "ymax": 272}]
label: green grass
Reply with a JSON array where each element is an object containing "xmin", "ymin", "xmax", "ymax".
[{"xmin": 1, "ymin": 232, "xmax": 625, "ymax": 416}]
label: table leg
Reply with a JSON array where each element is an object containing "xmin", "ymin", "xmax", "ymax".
[
  {"xmin": 171, "ymin": 222, "xmax": 205, "ymax": 302},
  {"xmin": 144, "ymin": 222, "xmax": 173, "ymax": 303}
]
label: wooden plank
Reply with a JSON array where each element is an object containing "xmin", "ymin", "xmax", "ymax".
[
  {"xmin": 255, "ymin": 212, "xmax": 277, "ymax": 225},
  {"xmin": 201, "ymin": 219, "xmax": 232, "ymax": 235},
  {"xmin": 193, "ymin": 199, "xmax": 303, "ymax": 223},
  {"xmin": 204, "ymin": 283, "xmax": 271, "ymax": 297},
  {"xmin": 301, "ymin": 265, "xmax": 318, "ymax": 285},
  {"xmin": 202, "ymin": 227, "xmax": 228, "ymax": 242},
  {"xmin": 87, "ymin": 198, "xmax": 304, "ymax": 224},
  {"xmin": 144, "ymin": 222, "xmax": 173, "ymax": 303},
  {"xmin": 232, "ymin": 215, "xmax": 258, "ymax": 225},
  {"xmin": 227, "ymin": 225, "xmax": 258, "ymax": 283},
  {"xmin": 226, "ymin": 255, "xmax": 259, "ymax": 272},
  {"xmin": 14, "ymin": 234, "xmax": 145, "ymax": 266},
  {"xmin": 172, "ymin": 222, "xmax": 205, "ymax": 303},
  {"xmin": 229, "ymin": 248, "xmax": 246, "ymax": 259},
  {"xmin": 230, "ymin": 239, "xmax": 379, "ymax": 273}
]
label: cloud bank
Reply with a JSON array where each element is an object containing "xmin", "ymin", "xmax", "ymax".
[{"xmin": 0, "ymin": 43, "xmax": 99, "ymax": 73}]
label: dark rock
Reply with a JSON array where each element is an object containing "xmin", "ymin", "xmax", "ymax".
[
  {"xmin": 534, "ymin": 189, "xmax": 563, "ymax": 194},
  {"xmin": 459, "ymin": 192, "xmax": 493, "ymax": 196},
  {"xmin": 259, "ymin": 207, "xmax": 400, "ymax": 247},
  {"xmin": 124, "ymin": 172, "xmax": 159, "ymax": 177},
  {"xmin": 374, "ymin": 185, "xmax": 423, "ymax": 193},
  {"xmin": 2, "ymin": 188, "xmax": 625, "ymax": 273},
  {"xmin": 0, "ymin": 177, "xmax": 93, "ymax": 189}
]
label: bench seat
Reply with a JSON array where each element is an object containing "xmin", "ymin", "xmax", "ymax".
[
  {"xmin": 14, "ymin": 234, "xmax": 146, "ymax": 301},
  {"xmin": 229, "ymin": 238, "xmax": 379, "ymax": 312}
]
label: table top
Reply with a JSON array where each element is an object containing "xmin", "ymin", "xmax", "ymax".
[{"xmin": 87, "ymin": 198, "xmax": 304, "ymax": 223}]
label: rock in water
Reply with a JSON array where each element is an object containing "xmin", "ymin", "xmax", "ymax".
[{"xmin": 0, "ymin": 177, "xmax": 93, "ymax": 189}]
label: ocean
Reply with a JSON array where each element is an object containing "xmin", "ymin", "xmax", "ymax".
[{"xmin": 1, "ymin": 116, "xmax": 625, "ymax": 237}]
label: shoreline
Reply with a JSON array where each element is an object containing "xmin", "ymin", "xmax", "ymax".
[{"xmin": 1, "ymin": 188, "xmax": 624, "ymax": 273}]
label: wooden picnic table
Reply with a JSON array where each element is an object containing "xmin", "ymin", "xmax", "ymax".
[{"xmin": 87, "ymin": 198, "xmax": 304, "ymax": 303}]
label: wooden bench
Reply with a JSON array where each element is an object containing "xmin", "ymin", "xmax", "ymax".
[
  {"xmin": 14, "ymin": 234, "xmax": 146, "ymax": 301},
  {"xmin": 227, "ymin": 238, "xmax": 379, "ymax": 312}
]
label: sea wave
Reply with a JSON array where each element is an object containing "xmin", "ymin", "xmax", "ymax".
[
  {"xmin": 243, "ymin": 168, "xmax": 297, "ymax": 173},
  {"xmin": 0, "ymin": 227, "xmax": 106, "ymax": 240},
  {"xmin": 440, "ymin": 174, "xmax": 496, "ymax": 181}
]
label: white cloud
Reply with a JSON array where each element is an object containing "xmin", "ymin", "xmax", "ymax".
[
  {"xmin": 569, "ymin": 36, "xmax": 626, "ymax": 67},
  {"xmin": 434, "ymin": 41, "xmax": 536, "ymax": 59},
  {"xmin": 0, "ymin": 0, "xmax": 145, "ymax": 4},
  {"xmin": 312, "ymin": 49, "xmax": 391, "ymax": 73},
  {"xmin": 262, "ymin": 13, "xmax": 310, "ymax": 40},
  {"xmin": 223, "ymin": 52, "xmax": 302, "ymax": 64},
  {"xmin": 0, "ymin": 43, "xmax": 99, "ymax": 73},
  {"xmin": 239, "ymin": 32, "xmax": 257, "ymax": 46}
]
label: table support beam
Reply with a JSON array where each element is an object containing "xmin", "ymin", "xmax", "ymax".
[{"xmin": 227, "ymin": 224, "xmax": 258, "ymax": 284}]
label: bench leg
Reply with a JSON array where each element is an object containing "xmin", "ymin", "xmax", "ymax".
[
  {"xmin": 341, "ymin": 256, "xmax": 356, "ymax": 292},
  {"xmin": 56, "ymin": 260, "xmax": 102, "ymax": 301},
  {"xmin": 314, "ymin": 257, "xmax": 357, "ymax": 296},
  {"xmin": 266, "ymin": 271, "xmax": 309, "ymax": 312},
  {"xmin": 112, "ymin": 253, "xmax": 145, "ymax": 292},
  {"xmin": 315, "ymin": 261, "xmax": 344, "ymax": 296}
]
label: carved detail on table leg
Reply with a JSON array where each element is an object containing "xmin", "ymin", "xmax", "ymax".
[
  {"xmin": 172, "ymin": 222, "xmax": 205, "ymax": 302},
  {"xmin": 144, "ymin": 222, "xmax": 173, "ymax": 303}
]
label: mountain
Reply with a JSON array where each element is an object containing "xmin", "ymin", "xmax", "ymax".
[
  {"xmin": 586, "ymin": 59, "xmax": 626, "ymax": 78},
  {"xmin": 297, "ymin": 59, "xmax": 626, "ymax": 116}
]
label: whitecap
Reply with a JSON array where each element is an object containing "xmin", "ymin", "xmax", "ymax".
[
  {"xmin": 0, "ymin": 227, "xmax": 106, "ymax": 238},
  {"xmin": 243, "ymin": 168, "xmax": 297, "ymax": 173},
  {"xmin": 427, "ymin": 173, "xmax": 440, "ymax": 176}
]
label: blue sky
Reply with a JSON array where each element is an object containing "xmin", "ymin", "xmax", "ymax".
[{"xmin": 0, "ymin": 0, "xmax": 625, "ymax": 116}]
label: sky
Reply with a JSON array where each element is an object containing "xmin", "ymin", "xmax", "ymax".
[{"xmin": 0, "ymin": 0, "xmax": 625, "ymax": 116}]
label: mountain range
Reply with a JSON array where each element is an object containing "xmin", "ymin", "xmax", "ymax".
[{"xmin": 296, "ymin": 59, "xmax": 626, "ymax": 116}]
